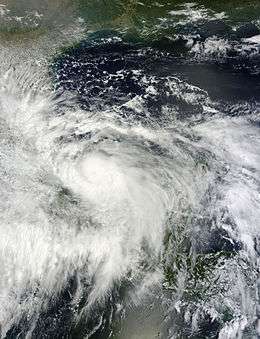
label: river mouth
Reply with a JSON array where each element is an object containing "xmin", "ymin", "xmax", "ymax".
[{"xmin": 0, "ymin": 1, "xmax": 260, "ymax": 339}]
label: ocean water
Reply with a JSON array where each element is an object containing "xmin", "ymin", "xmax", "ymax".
[{"xmin": 0, "ymin": 1, "xmax": 260, "ymax": 338}]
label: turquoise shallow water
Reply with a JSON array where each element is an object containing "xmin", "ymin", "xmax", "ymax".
[{"xmin": 0, "ymin": 1, "xmax": 259, "ymax": 339}]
